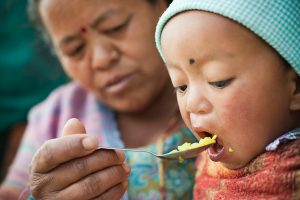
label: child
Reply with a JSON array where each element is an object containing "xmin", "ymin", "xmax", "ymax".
[{"xmin": 155, "ymin": 0, "xmax": 300, "ymax": 199}]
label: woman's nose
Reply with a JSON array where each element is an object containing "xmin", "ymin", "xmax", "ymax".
[
  {"xmin": 91, "ymin": 42, "xmax": 119, "ymax": 70},
  {"xmin": 185, "ymin": 87, "xmax": 212, "ymax": 114}
]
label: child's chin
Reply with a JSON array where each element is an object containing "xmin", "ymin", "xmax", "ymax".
[{"xmin": 219, "ymin": 160, "xmax": 247, "ymax": 170}]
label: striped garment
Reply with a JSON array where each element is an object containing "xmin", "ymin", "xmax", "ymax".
[{"xmin": 4, "ymin": 82, "xmax": 196, "ymax": 200}]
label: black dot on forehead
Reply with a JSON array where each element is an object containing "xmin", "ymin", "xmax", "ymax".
[{"xmin": 189, "ymin": 58, "xmax": 195, "ymax": 65}]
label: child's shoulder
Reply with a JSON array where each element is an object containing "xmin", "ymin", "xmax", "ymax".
[
  {"xmin": 273, "ymin": 138, "xmax": 300, "ymax": 159},
  {"xmin": 243, "ymin": 138, "xmax": 300, "ymax": 174}
]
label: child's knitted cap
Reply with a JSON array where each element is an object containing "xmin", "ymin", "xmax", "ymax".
[{"xmin": 155, "ymin": 0, "xmax": 300, "ymax": 75}]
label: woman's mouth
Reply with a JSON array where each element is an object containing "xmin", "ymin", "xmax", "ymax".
[{"xmin": 104, "ymin": 73, "xmax": 134, "ymax": 95}]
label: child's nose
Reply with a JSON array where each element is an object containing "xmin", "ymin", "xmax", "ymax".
[
  {"xmin": 91, "ymin": 42, "xmax": 119, "ymax": 70},
  {"xmin": 185, "ymin": 88, "xmax": 212, "ymax": 114}
]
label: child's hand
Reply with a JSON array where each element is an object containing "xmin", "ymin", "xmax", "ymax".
[{"xmin": 29, "ymin": 118, "xmax": 129, "ymax": 200}]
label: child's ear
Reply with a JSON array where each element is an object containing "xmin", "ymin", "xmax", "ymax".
[{"xmin": 289, "ymin": 68, "xmax": 300, "ymax": 111}]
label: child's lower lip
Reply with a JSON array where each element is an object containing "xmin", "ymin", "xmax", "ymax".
[{"xmin": 207, "ymin": 142, "xmax": 224, "ymax": 161}]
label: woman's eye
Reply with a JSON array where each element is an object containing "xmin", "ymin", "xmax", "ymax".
[
  {"xmin": 209, "ymin": 79, "xmax": 232, "ymax": 89},
  {"xmin": 107, "ymin": 24, "xmax": 126, "ymax": 33},
  {"xmin": 175, "ymin": 85, "xmax": 187, "ymax": 93},
  {"xmin": 104, "ymin": 18, "xmax": 130, "ymax": 35},
  {"xmin": 68, "ymin": 44, "xmax": 85, "ymax": 57}
]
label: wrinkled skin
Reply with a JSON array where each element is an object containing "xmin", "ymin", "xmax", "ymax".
[
  {"xmin": 30, "ymin": 119, "xmax": 129, "ymax": 200},
  {"xmin": 41, "ymin": 0, "xmax": 170, "ymax": 112},
  {"xmin": 0, "ymin": 0, "xmax": 178, "ymax": 199},
  {"xmin": 26, "ymin": 0, "xmax": 177, "ymax": 199}
]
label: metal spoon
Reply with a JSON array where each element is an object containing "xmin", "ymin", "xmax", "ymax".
[{"xmin": 97, "ymin": 144, "xmax": 212, "ymax": 160}]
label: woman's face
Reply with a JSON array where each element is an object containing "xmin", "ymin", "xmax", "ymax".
[
  {"xmin": 40, "ymin": 0, "xmax": 170, "ymax": 112},
  {"xmin": 161, "ymin": 11, "xmax": 297, "ymax": 169}
]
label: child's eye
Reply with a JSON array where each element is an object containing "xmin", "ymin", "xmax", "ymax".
[
  {"xmin": 209, "ymin": 79, "xmax": 232, "ymax": 89},
  {"xmin": 175, "ymin": 85, "xmax": 187, "ymax": 93}
]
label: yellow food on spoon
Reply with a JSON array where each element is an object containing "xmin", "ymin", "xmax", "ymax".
[{"xmin": 169, "ymin": 135, "xmax": 217, "ymax": 163}]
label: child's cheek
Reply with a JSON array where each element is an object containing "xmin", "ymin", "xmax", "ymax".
[
  {"xmin": 179, "ymin": 104, "xmax": 191, "ymax": 126},
  {"xmin": 178, "ymin": 99, "xmax": 194, "ymax": 132},
  {"xmin": 219, "ymin": 90, "xmax": 254, "ymax": 130}
]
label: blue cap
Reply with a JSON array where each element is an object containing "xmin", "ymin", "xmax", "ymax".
[{"xmin": 155, "ymin": 0, "xmax": 300, "ymax": 75}]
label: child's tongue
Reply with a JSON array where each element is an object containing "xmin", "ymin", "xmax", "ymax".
[{"xmin": 208, "ymin": 140, "xmax": 224, "ymax": 161}]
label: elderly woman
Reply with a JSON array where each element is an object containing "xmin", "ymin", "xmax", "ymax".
[{"xmin": 0, "ymin": 0, "xmax": 196, "ymax": 200}]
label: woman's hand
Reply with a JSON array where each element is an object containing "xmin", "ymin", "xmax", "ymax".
[{"xmin": 29, "ymin": 118, "xmax": 130, "ymax": 200}]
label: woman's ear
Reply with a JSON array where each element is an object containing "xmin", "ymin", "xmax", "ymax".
[{"xmin": 289, "ymin": 69, "xmax": 300, "ymax": 111}]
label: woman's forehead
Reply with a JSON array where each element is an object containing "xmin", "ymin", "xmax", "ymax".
[
  {"xmin": 40, "ymin": 0, "xmax": 135, "ymax": 18},
  {"xmin": 40, "ymin": 0, "xmax": 136, "ymax": 39}
]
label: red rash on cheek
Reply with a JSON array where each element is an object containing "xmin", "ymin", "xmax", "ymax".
[{"xmin": 220, "ymin": 90, "xmax": 253, "ymax": 128}]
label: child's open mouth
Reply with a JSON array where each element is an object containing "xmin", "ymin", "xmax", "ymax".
[
  {"xmin": 200, "ymin": 132, "xmax": 225, "ymax": 161},
  {"xmin": 208, "ymin": 137, "xmax": 224, "ymax": 161}
]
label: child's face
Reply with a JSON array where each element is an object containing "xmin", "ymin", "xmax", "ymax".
[{"xmin": 161, "ymin": 11, "xmax": 297, "ymax": 169}]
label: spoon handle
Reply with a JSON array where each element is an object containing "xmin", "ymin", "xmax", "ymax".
[{"xmin": 97, "ymin": 146, "xmax": 174, "ymax": 160}]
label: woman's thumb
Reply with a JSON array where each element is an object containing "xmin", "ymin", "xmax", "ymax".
[{"xmin": 62, "ymin": 118, "xmax": 86, "ymax": 136}]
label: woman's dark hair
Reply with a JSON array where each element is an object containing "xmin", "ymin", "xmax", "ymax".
[
  {"xmin": 27, "ymin": 0, "xmax": 173, "ymax": 45},
  {"xmin": 148, "ymin": 0, "xmax": 172, "ymax": 5}
]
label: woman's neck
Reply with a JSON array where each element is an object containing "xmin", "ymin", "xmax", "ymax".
[{"xmin": 116, "ymin": 82, "xmax": 184, "ymax": 148}]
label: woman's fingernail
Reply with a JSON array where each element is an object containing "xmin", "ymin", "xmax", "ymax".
[
  {"xmin": 82, "ymin": 137, "xmax": 97, "ymax": 150},
  {"xmin": 122, "ymin": 163, "xmax": 131, "ymax": 175},
  {"xmin": 116, "ymin": 150, "xmax": 126, "ymax": 162}
]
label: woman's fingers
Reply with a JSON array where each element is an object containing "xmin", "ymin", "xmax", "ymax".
[
  {"xmin": 92, "ymin": 181, "xmax": 129, "ymax": 200},
  {"xmin": 31, "ymin": 163, "xmax": 129, "ymax": 200},
  {"xmin": 30, "ymin": 134, "xmax": 99, "ymax": 174},
  {"xmin": 62, "ymin": 118, "xmax": 87, "ymax": 136},
  {"xmin": 30, "ymin": 147, "xmax": 128, "ymax": 199},
  {"xmin": 31, "ymin": 118, "xmax": 98, "ymax": 174},
  {"xmin": 29, "ymin": 119, "xmax": 130, "ymax": 200},
  {"xmin": 56, "ymin": 165, "xmax": 130, "ymax": 200},
  {"xmin": 47, "ymin": 149, "xmax": 127, "ymax": 190},
  {"xmin": 29, "ymin": 134, "xmax": 100, "ymax": 198}
]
